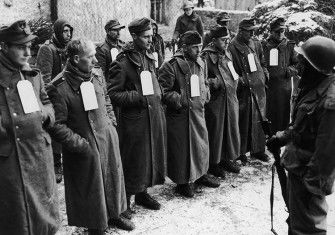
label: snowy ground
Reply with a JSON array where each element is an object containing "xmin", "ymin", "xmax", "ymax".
[{"xmin": 56, "ymin": 154, "xmax": 335, "ymax": 235}]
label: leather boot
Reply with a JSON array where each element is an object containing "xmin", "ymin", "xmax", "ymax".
[
  {"xmin": 109, "ymin": 216, "xmax": 135, "ymax": 231},
  {"xmin": 135, "ymin": 191, "xmax": 161, "ymax": 210},
  {"xmin": 195, "ymin": 174, "xmax": 220, "ymax": 188},
  {"xmin": 219, "ymin": 159, "xmax": 241, "ymax": 174},
  {"xmin": 175, "ymin": 183, "xmax": 194, "ymax": 198},
  {"xmin": 208, "ymin": 164, "xmax": 226, "ymax": 178}
]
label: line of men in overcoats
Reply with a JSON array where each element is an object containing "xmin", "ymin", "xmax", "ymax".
[{"xmin": 1, "ymin": 2, "xmax": 335, "ymax": 235}]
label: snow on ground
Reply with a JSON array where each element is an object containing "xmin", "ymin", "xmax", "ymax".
[{"xmin": 56, "ymin": 154, "xmax": 335, "ymax": 235}]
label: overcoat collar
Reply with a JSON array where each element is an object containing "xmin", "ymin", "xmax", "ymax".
[
  {"xmin": 174, "ymin": 50, "xmax": 204, "ymax": 75},
  {"xmin": 63, "ymin": 61, "xmax": 92, "ymax": 91},
  {"xmin": 0, "ymin": 51, "xmax": 38, "ymax": 88},
  {"xmin": 231, "ymin": 37, "xmax": 256, "ymax": 55},
  {"xmin": 121, "ymin": 42, "xmax": 155, "ymax": 68},
  {"xmin": 202, "ymin": 43, "xmax": 233, "ymax": 64}
]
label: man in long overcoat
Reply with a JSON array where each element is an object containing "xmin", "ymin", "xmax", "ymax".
[
  {"xmin": 47, "ymin": 39, "xmax": 134, "ymax": 234},
  {"xmin": 172, "ymin": 1, "xmax": 204, "ymax": 44},
  {"xmin": 201, "ymin": 26, "xmax": 241, "ymax": 178},
  {"xmin": 108, "ymin": 18, "xmax": 167, "ymax": 214},
  {"xmin": 0, "ymin": 20, "xmax": 59, "ymax": 235},
  {"xmin": 36, "ymin": 19, "xmax": 73, "ymax": 183},
  {"xmin": 159, "ymin": 31, "xmax": 219, "ymax": 198},
  {"xmin": 228, "ymin": 18, "xmax": 269, "ymax": 163},
  {"xmin": 267, "ymin": 36, "xmax": 335, "ymax": 235},
  {"xmin": 262, "ymin": 18, "xmax": 299, "ymax": 133}
]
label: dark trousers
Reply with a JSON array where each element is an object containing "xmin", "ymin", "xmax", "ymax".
[{"xmin": 288, "ymin": 173, "xmax": 328, "ymax": 235}]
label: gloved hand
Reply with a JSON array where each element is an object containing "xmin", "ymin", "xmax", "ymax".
[{"xmin": 266, "ymin": 135, "xmax": 282, "ymax": 154}]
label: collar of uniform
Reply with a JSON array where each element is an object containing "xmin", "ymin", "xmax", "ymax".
[
  {"xmin": 105, "ymin": 36, "xmax": 125, "ymax": 49},
  {"xmin": 0, "ymin": 51, "xmax": 38, "ymax": 88},
  {"xmin": 297, "ymin": 75, "xmax": 335, "ymax": 105},
  {"xmin": 64, "ymin": 62, "xmax": 91, "ymax": 91},
  {"xmin": 122, "ymin": 42, "xmax": 155, "ymax": 68},
  {"xmin": 202, "ymin": 43, "xmax": 232, "ymax": 64},
  {"xmin": 266, "ymin": 37, "xmax": 287, "ymax": 50},
  {"xmin": 231, "ymin": 37, "xmax": 256, "ymax": 55},
  {"xmin": 174, "ymin": 50, "xmax": 204, "ymax": 75}
]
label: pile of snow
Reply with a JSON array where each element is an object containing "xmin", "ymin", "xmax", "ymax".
[{"xmin": 252, "ymin": 0, "xmax": 334, "ymax": 42}]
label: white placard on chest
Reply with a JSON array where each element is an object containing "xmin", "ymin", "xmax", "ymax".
[
  {"xmin": 80, "ymin": 81, "xmax": 99, "ymax": 111},
  {"xmin": 247, "ymin": 53, "xmax": 257, "ymax": 72},
  {"xmin": 140, "ymin": 71, "xmax": 154, "ymax": 96},
  {"xmin": 190, "ymin": 74, "xmax": 200, "ymax": 97},
  {"xmin": 110, "ymin": 48, "xmax": 119, "ymax": 61},
  {"xmin": 227, "ymin": 61, "xmax": 239, "ymax": 81},
  {"xmin": 17, "ymin": 80, "xmax": 41, "ymax": 114},
  {"xmin": 269, "ymin": 48, "xmax": 279, "ymax": 66},
  {"xmin": 153, "ymin": 52, "xmax": 159, "ymax": 68}
]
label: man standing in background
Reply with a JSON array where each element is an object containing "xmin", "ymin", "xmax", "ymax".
[
  {"xmin": 96, "ymin": 19, "xmax": 125, "ymax": 79},
  {"xmin": 36, "ymin": 19, "xmax": 73, "ymax": 183},
  {"xmin": 172, "ymin": 1, "xmax": 204, "ymax": 45}
]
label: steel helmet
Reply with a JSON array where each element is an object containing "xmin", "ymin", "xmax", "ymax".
[{"xmin": 295, "ymin": 36, "xmax": 335, "ymax": 75}]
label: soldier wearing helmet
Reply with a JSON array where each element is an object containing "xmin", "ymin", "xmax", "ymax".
[{"xmin": 267, "ymin": 36, "xmax": 335, "ymax": 234}]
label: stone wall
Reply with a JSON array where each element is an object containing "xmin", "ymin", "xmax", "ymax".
[
  {"xmin": 57, "ymin": 0, "xmax": 151, "ymax": 42},
  {"xmin": 0, "ymin": 0, "xmax": 50, "ymax": 25}
]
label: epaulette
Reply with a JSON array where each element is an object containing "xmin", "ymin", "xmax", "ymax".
[
  {"xmin": 324, "ymin": 80, "xmax": 335, "ymax": 110},
  {"xmin": 96, "ymin": 41, "xmax": 105, "ymax": 48},
  {"xmin": 168, "ymin": 57, "xmax": 177, "ymax": 65},
  {"xmin": 52, "ymin": 73, "xmax": 66, "ymax": 87},
  {"xmin": 115, "ymin": 52, "xmax": 127, "ymax": 62}
]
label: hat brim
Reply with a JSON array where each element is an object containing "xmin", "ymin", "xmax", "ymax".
[
  {"xmin": 183, "ymin": 6, "xmax": 194, "ymax": 10},
  {"xmin": 11, "ymin": 34, "xmax": 37, "ymax": 44},
  {"xmin": 109, "ymin": 25, "xmax": 125, "ymax": 30}
]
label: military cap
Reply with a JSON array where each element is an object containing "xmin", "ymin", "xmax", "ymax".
[
  {"xmin": 105, "ymin": 19, "xmax": 125, "ymax": 31},
  {"xmin": 217, "ymin": 12, "xmax": 231, "ymax": 24},
  {"xmin": 270, "ymin": 17, "xmax": 286, "ymax": 31},
  {"xmin": 128, "ymin": 17, "xmax": 152, "ymax": 34},
  {"xmin": 182, "ymin": 1, "xmax": 194, "ymax": 9},
  {"xmin": 238, "ymin": 18, "xmax": 259, "ymax": 31},
  {"xmin": 180, "ymin": 31, "xmax": 202, "ymax": 45},
  {"xmin": 211, "ymin": 26, "xmax": 229, "ymax": 39},
  {"xmin": 0, "ymin": 20, "xmax": 36, "ymax": 44}
]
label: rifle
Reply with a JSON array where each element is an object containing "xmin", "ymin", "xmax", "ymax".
[{"xmin": 250, "ymin": 91, "xmax": 288, "ymax": 235}]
